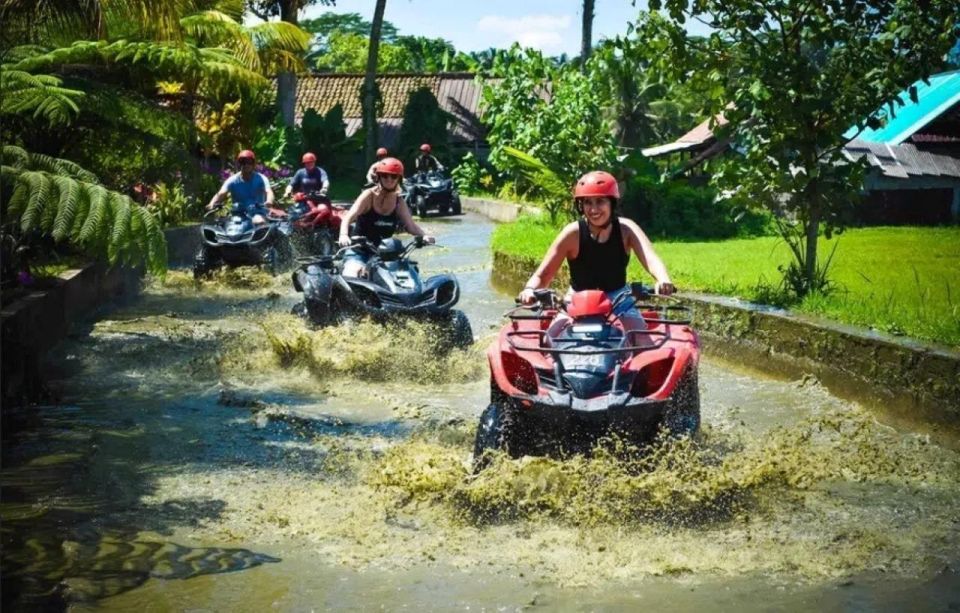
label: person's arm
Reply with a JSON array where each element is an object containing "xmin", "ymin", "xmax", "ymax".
[
  {"xmin": 338, "ymin": 190, "xmax": 372, "ymax": 246},
  {"xmin": 206, "ymin": 178, "xmax": 231, "ymax": 210},
  {"xmin": 396, "ymin": 198, "xmax": 434, "ymax": 243},
  {"xmin": 518, "ymin": 222, "xmax": 578, "ymax": 303},
  {"xmin": 285, "ymin": 169, "xmax": 303, "ymax": 198},
  {"xmin": 366, "ymin": 163, "xmax": 378, "ymax": 184},
  {"xmin": 262, "ymin": 174, "xmax": 275, "ymax": 207},
  {"xmin": 319, "ymin": 168, "xmax": 330, "ymax": 195},
  {"xmin": 620, "ymin": 217, "xmax": 674, "ymax": 295}
]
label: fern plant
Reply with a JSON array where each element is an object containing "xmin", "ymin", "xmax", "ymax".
[{"xmin": 1, "ymin": 146, "xmax": 167, "ymax": 276}]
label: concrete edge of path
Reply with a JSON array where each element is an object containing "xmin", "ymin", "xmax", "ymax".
[
  {"xmin": 461, "ymin": 196, "xmax": 543, "ymax": 223},
  {"xmin": 490, "ymin": 246, "xmax": 960, "ymax": 440},
  {"xmin": 1, "ymin": 261, "xmax": 141, "ymax": 406}
]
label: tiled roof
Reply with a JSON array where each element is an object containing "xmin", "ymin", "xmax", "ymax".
[{"xmin": 294, "ymin": 72, "xmax": 494, "ymax": 144}]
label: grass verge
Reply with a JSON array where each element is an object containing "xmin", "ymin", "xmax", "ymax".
[{"xmin": 492, "ymin": 217, "xmax": 960, "ymax": 346}]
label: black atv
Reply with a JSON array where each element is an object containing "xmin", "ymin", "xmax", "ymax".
[
  {"xmin": 193, "ymin": 205, "xmax": 293, "ymax": 278},
  {"xmin": 291, "ymin": 236, "xmax": 473, "ymax": 348},
  {"xmin": 404, "ymin": 171, "xmax": 461, "ymax": 217}
]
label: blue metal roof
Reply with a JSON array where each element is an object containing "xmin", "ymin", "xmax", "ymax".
[{"xmin": 845, "ymin": 69, "xmax": 960, "ymax": 145}]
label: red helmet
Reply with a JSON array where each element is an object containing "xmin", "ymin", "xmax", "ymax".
[
  {"xmin": 237, "ymin": 149, "xmax": 256, "ymax": 163},
  {"xmin": 419, "ymin": 143, "xmax": 431, "ymax": 153},
  {"xmin": 302, "ymin": 152, "xmax": 317, "ymax": 164},
  {"xmin": 574, "ymin": 171, "xmax": 619, "ymax": 199},
  {"xmin": 376, "ymin": 147, "xmax": 388, "ymax": 157},
  {"xmin": 375, "ymin": 157, "xmax": 404, "ymax": 177}
]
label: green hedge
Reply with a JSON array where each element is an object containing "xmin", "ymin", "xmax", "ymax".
[{"xmin": 621, "ymin": 175, "xmax": 772, "ymax": 240}]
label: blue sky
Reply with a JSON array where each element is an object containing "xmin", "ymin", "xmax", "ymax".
[{"xmin": 299, "ymin": 0, "xmax": 712, "ymax": 56}]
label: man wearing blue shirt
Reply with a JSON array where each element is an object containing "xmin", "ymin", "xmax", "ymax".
[
  {"xmin": 284, "ymin": 152, "xmax": 330, "ymax": 199},
  {"xmin": 206, "ymin": 149, "xmax": 275, "ymax": 225}
]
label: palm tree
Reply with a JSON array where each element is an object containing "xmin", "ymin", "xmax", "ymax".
[
  {"xmin": 362, "ymin": 0, "xmax": 388, "ymax": 164},
  {"xmin": 244, "ymin": 1, "xmax": 337, "ymax": 127}
]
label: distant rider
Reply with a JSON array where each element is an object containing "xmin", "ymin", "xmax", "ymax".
[
  {"xmin": 337, "ymin": 157, "xmax": 434, "ymax": 278},
  {"xmin": 518, "ymin": 170, "xmax": 675, "ymax": 316},
  {"xmin": 413, "ymin": 143, "xmax": 443, "ymax": 175},
  {"xmin": 365, "ymin": 147, "xmax": 390, "ymax": 184},
  {"xmin": 284, "ymin": 152, "xmax": 330, "ymax": 200},
  {"xmin": 207, "ymin": 149, "xmax": 275, "ymax": 225}
]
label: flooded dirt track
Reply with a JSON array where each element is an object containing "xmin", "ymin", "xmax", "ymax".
[{"xmin": 3, "ymin": 212, "xmax": 960, "ymax": 611}]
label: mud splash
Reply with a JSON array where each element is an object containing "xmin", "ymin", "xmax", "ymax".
[
  {"xmin": 152, "ymin": 268, "xmax": 279, "ymax": 292},
  {"xmin": 144, "ymin": 391, "xmax": 960, "ymax": 587},
  {"xmin": 219, "ymin": 313, "xmax": 487, "ymax": 385}
]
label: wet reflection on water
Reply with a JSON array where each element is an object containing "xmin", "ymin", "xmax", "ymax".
[{"xmin": 3, "ymin": 213, "xmax": 959, "ymax": 610}]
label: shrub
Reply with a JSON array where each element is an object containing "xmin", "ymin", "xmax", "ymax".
[
  {"xmin": 395, "ymin": 87, "xmax": 452, "ymax": 165},
  {"xmin": 150, "ymin": 181, "xmax": 201, "ymax": 227},
  {"xmin": 451, "ymin": 152, "xmax": 482, "ymax": 194},
  {"xmin": 621, "ymin": 175, "xmax": 772, "ymax": 240}
]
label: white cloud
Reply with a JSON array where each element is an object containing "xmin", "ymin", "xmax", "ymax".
[{"xmin": 476, "ymin": 14, "xmax": 572, "ymax": 54}]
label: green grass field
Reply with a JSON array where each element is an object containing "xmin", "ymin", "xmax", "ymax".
[{"xmin": 492, "ymin": 217, "xmax": 960, "ymax": 346}]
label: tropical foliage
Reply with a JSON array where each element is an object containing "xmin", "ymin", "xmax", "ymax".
[
  {"xmin": 479, "ymin": 45, "xmax": 618, "ymax": 221},
  {"xmin": 395, "ymin": 88, "xmax": 452, "ymax": 166},
  {"xmin": 650, "ymin": 0, "xmax": 959, "ymax": 296},
  {"xmin": 1, "ymin": 146, "xmax": 167, "ymax": 275},
  {"xmin": 1, "ymin": 0, "xmax": 315, "ymax": 281}
]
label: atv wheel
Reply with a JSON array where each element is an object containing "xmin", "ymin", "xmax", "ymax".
[
  {"xmin": 452, "ymin": 194, "xmax": 462, "ymax": 215},
  {"xmin": 443, "ymin": 309, "xmax": 473, "ymax": 349},
  {"xmin": 262, "ymin": 247, "xmax": 279, "ymax": 275},
  {"xmin": 416, "ymin": 195, "xmax": 428, "ymax": 218},
  {"xmin": 193, "ymin": 246, "xmax": 220, "ymax": 279},
  {"xmin": 315, "ymin": 229, "xmax": 335, "ymax": 257},
  {"xmin": 472, "ymin": 402, "xmax": 518, "ymax": 471},
  {"xmin": 663, "ymin": 370, "xmax": 701, "ymax": 437},
  {"xmin": 293, "ymin": 298, "xmax": 335, "ymax": 327}
]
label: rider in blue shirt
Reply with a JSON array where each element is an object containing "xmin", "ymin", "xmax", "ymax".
[
  {"xmin": 283, "ymin": 152, "xmax": 330, "ymax": 199},
  {"xmin": 206, "ymin": 149, "xmax": 275, "ymax": 225}
]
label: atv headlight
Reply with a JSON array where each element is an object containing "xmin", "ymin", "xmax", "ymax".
[
  {"xmin": 501, "ymin": 351, "xmax": 538, "ymax": 395},
  {"xmin": 434, "ymin": 280, "xmax": 457, "ymax": 307},
  {"xmin": 252, "ymin": 227, "xmax": 269, "ymax": 241},
  {"xmin": 631, "ymin": 357, "xmax": 675, "ymax": 397},
  {"xmin": 203, "ymin": 229, "xmax": 218, "ymax": 243}
]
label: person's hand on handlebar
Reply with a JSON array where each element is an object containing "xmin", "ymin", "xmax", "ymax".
[
  {"xmin": 517, "ymin": 287, "xmax": 538, "ymax": 305},
  {"xmin": 655, "ymin": 281, "xmax": 676, "ymax": 296},
  {"xmin": 419, "ymin": 234, "xmax": 436, "ymax": 245},
  {"xmin": 338, "ymin": 234, "xmax": 352, "ymax": 248}
]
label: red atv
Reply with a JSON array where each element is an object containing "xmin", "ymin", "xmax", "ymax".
[
  {"xmin": 281, "ymin": 191, "xmax": 345, "ymax": 257},
  {"xmin": 474, "ymin": 284, "xmax": 700, "ymax": 467}
]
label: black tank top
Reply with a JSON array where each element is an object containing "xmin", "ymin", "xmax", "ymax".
[
  {"xmin": 568, "ymin": 217, "xmax": 629, "ymax": 291},
  {"xmin": 355, "ymin": 193, "xmax": 400, "ymax": 242}
]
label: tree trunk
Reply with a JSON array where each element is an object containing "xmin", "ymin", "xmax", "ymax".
[
  {"xmin": 580, "ymin": 0, "xmax": 595, "ymax": 70},
  {"xmin": 363, "ymin": 0, "xmax": 387, "ymax": 163},
  {"xmin": 277, "ymin": 0, "xmax": 300, "ymax": 128},
  {"xmin": 803, "ymin": 202, "xmax": 820, "ymax": 295}
]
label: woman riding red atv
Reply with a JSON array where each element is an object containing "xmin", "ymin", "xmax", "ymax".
[
  {"xmin": 474, "ymin": 170, "xmax": 697, "ymax": 466},
  {"xmin": 518, "ymin": 170, "xmax": 674, "ymax": 308}
]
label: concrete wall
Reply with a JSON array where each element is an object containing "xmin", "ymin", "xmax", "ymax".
[
  {"xmin": 1, "ymin": 223, "xmax": 201, "ymax": 407},
  {"xmin": 460, "ymin": 196, "xmax": 543, "ymax": 223},
  {"xmin": 2, "ymin": 263, "xmax": 140, "ymax": 405}
]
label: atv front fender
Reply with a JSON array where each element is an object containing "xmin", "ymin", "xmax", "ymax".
[{"xmin": 298, "ymin": 268, "xmax": 335, "ymax": 307}]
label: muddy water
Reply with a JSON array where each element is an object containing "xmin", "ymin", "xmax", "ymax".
[{"xmin": 3, "ymin": 212, "xmax": 960, "ymax": 611}]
